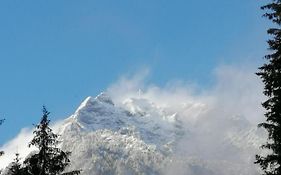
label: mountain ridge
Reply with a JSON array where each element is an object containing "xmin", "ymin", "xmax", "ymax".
[
  {"xmin": 1, "ymin": 92, "xmax": 266, "ymax": 175},
  {"xmin": 57, "ymin": 92, "xmax": 265, "ymax": 175}
]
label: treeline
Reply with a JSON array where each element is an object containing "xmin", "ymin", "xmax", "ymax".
[{"xmin": 1, "ymin": 107, "xmax": 80, "ymax": 175}]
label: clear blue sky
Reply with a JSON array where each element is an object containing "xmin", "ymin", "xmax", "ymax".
[{"xmin": 0, "ymin": 0, "xmax": 268, "ymax": 144}]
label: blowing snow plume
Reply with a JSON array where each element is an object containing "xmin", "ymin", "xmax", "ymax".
[
  {"xmin": 106, "ymin": 64, "xmax": 266, "ymax": 175},
  {"xmin": 0, "ymin": 64, "xmax": 266, "ymax": 175}
]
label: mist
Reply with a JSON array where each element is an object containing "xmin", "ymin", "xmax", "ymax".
[
  {"xmin": 107, "ymin": 64, "xmax": 265, "ymax": 174},
  {"xmin": 0, "ymin": 64, "xmax": 266, "ymax": 174},
  {"xmin": 108, "ymin": 64, "xmax": 264, "ymax": 124}
]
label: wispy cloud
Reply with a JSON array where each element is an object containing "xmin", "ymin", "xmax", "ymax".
[
  {"xmin": 108, "ymin": 63, "xmax": 264, "ymax": 124},
  {"xmin": 0, "ymin": 127, "xmax": 34, "ymax": 169},
  {"xmin": 107, "ymin": 63, "xmax": 265, "ymax": 174},
  {"xmin": 0, "ymin": 63, "xmax": 265, "ymax": 174}
]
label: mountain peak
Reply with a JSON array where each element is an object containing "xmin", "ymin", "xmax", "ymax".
[
  {"xmin": 95, "ymin": 92, "xmax": 114, "ymax": 105},
  {"xmin": 75, "ymin": 96, "xmax": 94, "ymax": 113},
  {"xmin": 74, "ymin": 92, "xmax": 114, "ymax": 114},
  {"xmin": 56, "ymin": 91, "xmax": 263, "ymax": 175}
]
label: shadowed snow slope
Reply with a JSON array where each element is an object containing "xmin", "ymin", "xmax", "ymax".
[{"xmin": 55, "ymin": 92, "xmax": 265, "ymax": 175}]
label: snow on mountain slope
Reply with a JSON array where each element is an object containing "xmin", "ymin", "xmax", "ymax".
[
  {"xmin": 55, "ymin": 92, "xmax": 266, "ymax": 175},
  {"xmin": 60, "ymin": 93, "xmax": 184, "ymax": 153},
  {"xmin": 57, "ymin": 92, "xmax": 185, "ymax": 174},
  {"xmin": 1, "ymin": 92, "xmax": 262, "ymax": 174}
]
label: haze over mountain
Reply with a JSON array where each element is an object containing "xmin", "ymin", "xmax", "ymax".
[{"xmin": 0, "ymin": 65, "xmax": 266, "ymax": 175}]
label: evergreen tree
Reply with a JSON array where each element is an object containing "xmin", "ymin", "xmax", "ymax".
[
  {"xmin": 23, "ymin": 106, "xmax": 80, "ymax": 175},
  {"xmin": 6, "ymin": 153, "xmax": 24, "ymax": 175},
  {"xmin": 255, "ymin": 1, "xmax": 281, "ymax": 174}
]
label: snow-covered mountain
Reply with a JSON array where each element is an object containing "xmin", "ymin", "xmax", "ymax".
[
  {"xmin": 52, "ymin": 92, "xmax": 266, "ymax": 175},
  {"xmin": 0, "ymin": 92, "xmax": 262, "ymax": 175}
]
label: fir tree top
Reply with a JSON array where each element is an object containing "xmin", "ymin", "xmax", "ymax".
[{"xmin": 24, "ymin": 106, "xmax": 81, "ymax": 175}]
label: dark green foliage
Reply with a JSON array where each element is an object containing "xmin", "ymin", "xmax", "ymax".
[
  {"xmin": 6, "ymin": 153, "xmax": 25, "ymax": 175},
  {"xmin": 23, "ymin": 106, "xmax": 81, "ymax": 175},
  {"xmin": 255, "ymin": 1, "xmax": 281, "ymax": 174}
]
